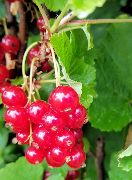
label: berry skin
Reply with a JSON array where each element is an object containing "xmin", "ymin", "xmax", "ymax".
[
  {"xmin": 0, "ymin": 43, "xmax": 4, "ymax": 62},
  {"xmin": 25, "ymin": 146, "xmax": 45, "ymax": 164},
  {"xmin": 47, "ymin": 147, "xmax": 66, "ymax": 166},
  {"xmin": 16, "ymin": 131, "xmax": 29, "ymax": 144},
  {"xmin": 65, "ymin": 105, "xmax": 87, "ymax": 129},
  {"xmin": 0, "ymin": 65, "xmax": 9, "ymax": 83},
  {"xmin": 43, "ymin": 171, "xmax": 51, "ymax": 180},
  {"xmin": 55, "ymin": 129, "xmax": 76, "ymax": 150},
  {"xmin": 2, "ymin": 85, "xmax": 28, "ymax": 107},
  {"xmin": 37, "ymin": 17, "xmax": 46, "ymax": 32},
  {"xmin": 46, "ymin": 151, "xmax": 65, "ymax": 167},
  {"xmin": 32, "ymin": 126, "xmax": 52, "ymax": 149},
  {"xmin": 41, "ymin": 61, "xmax": 52, "ymax": 72},
  {"xmin": 42, "ymin": 109, "xmax": 65, "ymax": 131},
  {"xmin": 5, "ymin": 107, "xmax": 29, "ymax": 132},
  {"xmin": 28, "ymin": 44, "xmax": 40, "ymax": 65},
  {"xmin": 65, "ymin": 170, "xmax": 80, "ymax": 180},
  {"xmin": 66, "ymin": 147, "xmax": 86, "ymax": 168},
  {"xmin": 48, "ymin": 86, "xmax": 79, "ymax": 112},
  {"xmin": 72, "ymin": 129, "xmax": 83, "ymax": 143},
  {"xmin": 27, "ymin": 100, "xmax": 50, "ymax": 124},
  {"xmin": 2, "ymin": 35, "xmax": 20, "ymax": 54}
]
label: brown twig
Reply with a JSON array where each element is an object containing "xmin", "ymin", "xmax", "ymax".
[
  {"xmin": 17, "ymin": 1, "xmax": 27, "ymax": 66},
  {"xmin": 95, "ymin": 136, "xmax": 104, "ymax": 180}
]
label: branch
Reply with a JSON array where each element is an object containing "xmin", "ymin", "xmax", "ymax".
[
  {"xmin": 95, "ymin": 136, "xmax": 104, "ymax": 180},
  {"xmin": 17, "ymin": 1, "xmax": 27, "ymax": 66},
  {"xmin": 59, "ymin": 18, "xmax": 132, "ymax": 29}
]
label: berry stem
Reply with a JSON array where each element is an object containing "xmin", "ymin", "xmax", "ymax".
[
  {"xmin": 22, "ymin": 42, "xmax": 38, "ymax": 88},
  {"xmin": 2, "ymin": 18, "xmax": 9, "ymax": 35},
  {"xmin": 48, "ymin": 43, "xmax": 61, "ymax": 87},
  {"xmin": 51, "ymin": 1, "xmax": 70, "ymax": 33},
  {"xmin": 40, "ymin": 79, "xmax": 67, "ymax": 84}
]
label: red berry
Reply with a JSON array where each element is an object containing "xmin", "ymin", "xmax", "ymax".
[
  {"xmin": 48, "ymin": 86, "xmax": 79, "ymax": 111},
  {"xmin": 32, "ymin": 126, "xmax": 52, "ymax": 149},
  {"xmin": 2, "ymin": 35, "xmax": 20, "ymax": 54},
  {"xmin": 41, "ymin": 61, "xmax": 52, "ymax": 72},
  {"xmin": 25, "ymin": 146, "xmax": 45, "ymax": 164},
  {"xmin": 66, "ymin": 147, "xmax": 86, "ymax": 168},
  {"xmin": 55, "ymin": 129, "xmax": 76, "ymax": 150},
  {"xmin": 42, "ymin": 109, "xmax": 65, "ymax": 131},
  {"xmin": 5, "ymin": 107, "xmax": 29, "ymax": 132},
  {"xmin": 46, "ymin": 151, "xmax": 64, "ymax": 167},
  {"xmin": 28, "ymin": 44, "xmax": 40, "ymax": 65},
  {"xmin": 2, "ymin": 85, "xmax": 28, "ymax": 107},
  {"xmin": 72, "ymin": 129, "xmax": 83, "ymax": 143},
  {"xmin": 0, "ymin": 65, "xmax": 9, "ymax": 83},
  {"xmin": 65, "ymin": 170, "xmax": 80, "ymax": 180},
  {"xmin": 37, "ymin": 17, "xmax": 46, "ymax": 32},
  {"xmin": 43, "ymin": 171, "xmax": 51, "ymax": 180},
  {"xmin": 27, "ymin": 100, "xmax": 50, "ymax": 124},
  {"xmin": 16, "ymin": 131, "xmax": 29, "ymax": 144},
  {"xmin": 0, "ymin": 43, "xmax": 4, "ymax": 62},
  {"xmin": 0, "ymin": 82, "xmax": 10, "ymax": 93},
  {"xmin": 65, "ymin": 105, "xmax": 87, "ymax": 129},
  {"xmin": 48, "ymin": 147, "xmax": 66, "ymax": 165}
]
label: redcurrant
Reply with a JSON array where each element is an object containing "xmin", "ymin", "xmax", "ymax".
[
  {"xmin": 27, "ymin": 100, "xmax": 50, "ymax": 124},
  {"xmin": 41, "ymin": 61, "xmax": 52, "ymax": 72},
  {"xmin": 65, "ymin": 170, "xmax": 80, "ymax": 180},
  {"xmin": 32, "ymin": 126, "xmax": 52, "ymax": 149},
  {"xmin": 72, "ymin": 129, "xmax": 83, "ymax": 143},
  {"xmin": 2, "ymin": 35, "xmax": 20, "ymax": 54},
  {"xmin": 48, "ymin": 86, "xmax": 79, "ymax": 111},
  {"xmin": 25, "ymin": 146, "xmax": 45, "ymax": 164},
  {"xmin": 37, "ymin": 17, "xmax": 46, "ymax": 32},
  {"xmin": 16, "ymin": 131, "xmax": 29, "ymax": 144},
  {"xmin": 55, "ymin": 129, "xmax": 76, "ymax": 150},
  {"xmin": 42, "ymin": 109, "xmax": 65, "ymax": 131},
  {"xmin": 0, "ymin": 43, "xmax": 4, "ymax": 62},
  {"xmin": 2, "ymin": 85, "xmax": 28, "ymax": 107},
  {"xmin": 28, "ymin": 44, "xmax": 40, "ymax": 65},
  {"xmin": 65, "ymin": 104, "xmax": 87, "ymax": 129},
  {"xmin": 46, "ymin": 151, "xmax": 64, "ymax": 167}
]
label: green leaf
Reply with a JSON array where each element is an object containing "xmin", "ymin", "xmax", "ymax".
[
  {"xmin": 0, "ymin": 1, "xmax": 6, "ymax": 19},
  {"xmin": 27, "ymin": 33, "xmax": 40, "ymax": 47},
  {"xmin": 118, "ymin": 144, "xmax": 132, "ymax": 171},
  {"xmin": 109, "ymin": 153, "xmax": 132, "ymax": 180},
  {"xmin": 0, "ymin": 128, "xmax": 9, "ymax": 150},
  {"xmin": 47, "ymin": 174, "xmax": 64, "ymax": 180},
  {"xmin": 0, "ymin": 157, "xmax": 44, "ymax": 180},
  {"xmin": 89, "ymin": 17, "xmax": 132, "ymax": 131},
  {"xmin": 35, "ymin": 0, "xmax": 67, "ymax": 11},
  {"xmin": 50, "ymin": 30, "xmax": 96, "ymax": 108},
  {"xmin": 70, "ymin": 0, "xmax": 106, "ymax": 18}
]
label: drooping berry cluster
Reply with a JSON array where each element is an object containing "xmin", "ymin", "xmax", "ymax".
[{"xmin": 2, "ymin": 85, "xmax": 87, "ymax": 168}]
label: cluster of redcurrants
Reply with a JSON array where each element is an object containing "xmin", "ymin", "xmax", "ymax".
[{"xmin": 1, "ymin": 84, "xmax": 87, "ymax": 168}]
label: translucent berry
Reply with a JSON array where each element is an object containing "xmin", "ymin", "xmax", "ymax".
[
  {"xmin": 66, "ymin": 147, "xmax": 86, "ymax": 168},
  {"xmin": 42, "ymin": 109, "xmax": 65, "ymax": 131},
  {"xmin": 47, "ymin": 147, "xmax": 66, "ymax": 166},
  {"xmin": 0, "ymin": 82, "xmax": 10, "ymax": 93},
  {"xmin": 16, "ymin": 131, "xmax": 29, "ymax": 144},
  {"xmin": 25, "ymin": 146, "xmax": 45, "ymax": 164},
  {"xmin": 41, "ymin": 61, "xmax": 52, "ymax": 72},
  {"xmin": 48, "ymin": 86, "xmax": 79, "ymax": 111},
  {"xmin": 2, "ymin": 85, "xmax": 28, "ymax": 107},
  {"xmin": 0, "ymin": 65, "xmax": 9, "ymax": 83},
  {"xmin": 65, "ymin": 105, "xmax": 87, "ymax": 129},
  {"xmin": 32, "ymin": 126, "xmax": 52, "ymax": 149},
  {"xmin": 46, "ymin": 150, "xmax": 65, "ymax": 167},
  {"xmin": 37, "ymin": 17, "xmax": 46, "ymax": 32},
  {"xmin": 2, "ymin": 35, "xmax": 20, "ymax": 54},
  {"xmin": 5, "ymin": 107, "xmax": 29, "ymax": 132},
  {"xmin": 55, "ymin": 129, "xmax": 76, "ymax": 150},
  {"xmin": 28, "ymin": 44, "xmax": 40, "ymax": 65},
  {"xmin": 27, "ymin": 100, "xmax": 50, "ymax": 124}
]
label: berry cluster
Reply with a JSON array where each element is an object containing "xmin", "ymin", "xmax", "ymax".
[{"xmin": 2, "ymin": 85, "xmax": 87, "ymax": 168}]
